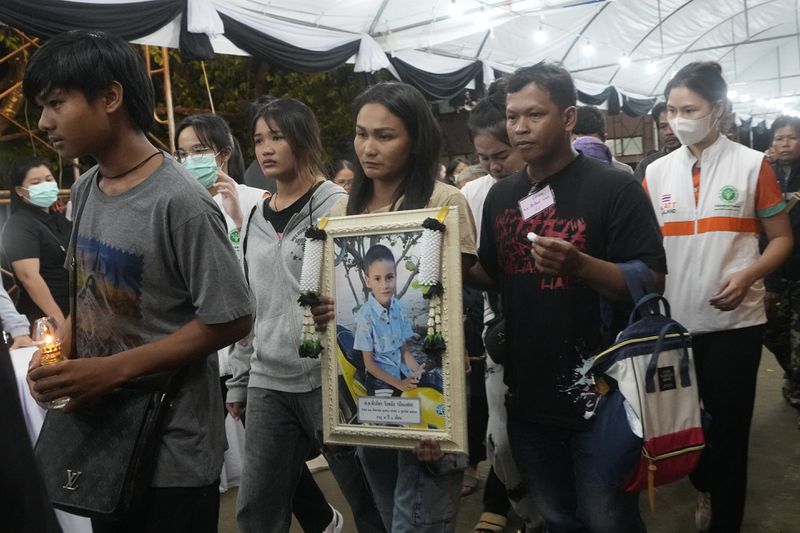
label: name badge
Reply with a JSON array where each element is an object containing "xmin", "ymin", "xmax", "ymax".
[{"xmin": 518, "ymin": 185, "xmax": 555, "ymax": 220}]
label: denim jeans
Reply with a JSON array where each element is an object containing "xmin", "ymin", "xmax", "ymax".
[
  {"xmin": 236, "ymin": 387, "xmax": 384, "ymax": 533},
  {"xmin": 357, "ymin": 446, "xmax": 466, "ymax": 533},
  {"xmin": 507, "ymin": 418, "xmax": 645, "ymax": 533}
]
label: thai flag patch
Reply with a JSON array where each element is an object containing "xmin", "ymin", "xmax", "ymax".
[{"xmin": 661, "ymin": 194, "xmax": 672, "ymax": 203}]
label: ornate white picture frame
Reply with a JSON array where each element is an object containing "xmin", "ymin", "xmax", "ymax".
[{"xmin": 320, "ymin": 207, "xmax": 468, "ymax": 452}]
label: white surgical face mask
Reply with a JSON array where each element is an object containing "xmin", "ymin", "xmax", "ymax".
[{"xmin": 668, "ymin": 111, "xmax": 719, "ymax": 147}]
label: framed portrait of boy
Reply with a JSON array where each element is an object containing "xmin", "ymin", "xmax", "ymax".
[{"xmin": 320, "ymin": 207, "xmax": 468, "ymax": 453}]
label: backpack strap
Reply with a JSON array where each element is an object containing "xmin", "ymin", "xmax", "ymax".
[
  {"xmin": 618, "ymin": 261, "xmax": 656, "ymax": 303},
  {"xmin": 629, "ymin": 293, "xmax": 671, "ymax": 323},
  {"xmin": 644, "ymin": 320, "xmax": 692, "ymax": 393},
  {"xmin": 600, "ymin": 260, "xmax": 658, "ymax": 328}
]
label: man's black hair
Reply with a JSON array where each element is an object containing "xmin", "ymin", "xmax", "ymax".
[
  {"xmin": 363, "ymin": 244, "xmax": 396, "ymax": 273},
  {"xmin": 573, "ymin": 106, "xmax": 605, "ymax": 137},
  {"xmin": 651, "ymin": 101, "xmax": 667, "ymax": 122},
  {"xmin": 23, "ymin": 30, "xmax": 154, "ymax": 132},
  {"xmin": 772, "ymin": 115, "xmax": 800, "ymax": 136},
  {"xmin": 507, "ymin": 62, "xmax": 577, "ymax": 111}
]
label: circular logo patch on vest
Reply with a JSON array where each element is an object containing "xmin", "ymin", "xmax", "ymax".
[
  {"xmin": 229, "ymin": 228, "xmax": 240, "ymax": 244},
  {"xmin": 719, "ymin": 185, "xmax": 739, "ymax": 203}
]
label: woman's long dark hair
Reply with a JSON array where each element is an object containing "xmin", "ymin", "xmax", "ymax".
[
  {"xmin": 250, "ymin": 98, "xmax": 325, "ymax": 181},
  {"xmin": 174, "ymin": 113, "xmax": 246, "ymax": 183},
  {"xmin": 7, "ymin": 159, "xmax": 51, "ymax": 213},
  {"xmin": 347, "ymin": 82, "xmax": 442, "ymax": 215}
]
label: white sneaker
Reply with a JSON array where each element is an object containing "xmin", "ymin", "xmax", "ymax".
[
  {"xmin": 695, "ymin": 492, "xmax": 712, "ymax": 532},
  {"xmin": 323, "ymin": 505, "xmax": 344, "ymax": 533}
]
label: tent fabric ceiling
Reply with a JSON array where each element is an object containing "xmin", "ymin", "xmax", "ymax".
[{"xmin": 1, "ymin": 0, "xmax": 797, "ymax": 119}]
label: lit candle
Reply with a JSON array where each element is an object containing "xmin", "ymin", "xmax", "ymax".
[{"xmin": 32, "ymin": 318, "xmax": 69, "ymax": 409}]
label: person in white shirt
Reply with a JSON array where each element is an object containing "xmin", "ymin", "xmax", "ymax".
[
  {"xmin": 174, "ymin": 114, "xmax": 268, "ymax": 258},
  {"xmin": 643, "ymin": 61, "xmax": 792, "ymax": 533}
]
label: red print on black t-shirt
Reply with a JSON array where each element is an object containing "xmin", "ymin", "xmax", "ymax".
[{"xmin": 495, "ymin": 205, "xmax": 587, "ymax": 290}]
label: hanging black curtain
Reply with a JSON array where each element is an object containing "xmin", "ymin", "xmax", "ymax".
[
  {"xmin": 577, "ymin": 86, "xmax": 615, "ymax": 105},
  {"xmin": 220, "ymin": 14, "xmax": 359, "ymax": 73},
  {"xmin": 0, "ymin": 0, "xmax": 182, "ymax": 41},
  {"xmin": 577, "ymin": 86, "xmax": 621, "ymax": 115},
  {"xmin": 622, "ymin": 94, "xmax": 657, "ymax": 117},
  {"xmin": 179, "ymin": 0, "xmax": 214, "ymax": 61},
  {"xmin": 389, "ymin": 56, "xmax": 483, "ymax": 102}
]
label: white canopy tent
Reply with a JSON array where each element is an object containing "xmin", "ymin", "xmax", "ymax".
[{"xmin": 2, "ymin": 0, "xmax": 799, "ymax": 120}]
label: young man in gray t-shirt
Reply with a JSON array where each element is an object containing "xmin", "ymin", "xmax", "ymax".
[{"xmin": 25, "ymin": 31, "xmax": 253, "ymax": 532}]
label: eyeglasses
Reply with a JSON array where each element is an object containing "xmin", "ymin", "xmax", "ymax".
[{"xmin": 174, "ymin": 144, "xmax": 214, "ymax": 163}]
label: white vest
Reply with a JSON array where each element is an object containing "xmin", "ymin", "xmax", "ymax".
[{"xmin": 644, "ymin": 136, "xmax": 773, "ymax": 335}]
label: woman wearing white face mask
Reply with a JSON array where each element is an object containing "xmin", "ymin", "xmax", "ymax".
[
  {"xmin": 642, "ymin": 62, "xmax": 793, "ymax": 533},
  {"xmin": 175, "ymin": 114, "xmax": 268, "ymax": 257},
  {"xmin": 2, "ymin": 159, "xmax": 71, "ymax": 327}
]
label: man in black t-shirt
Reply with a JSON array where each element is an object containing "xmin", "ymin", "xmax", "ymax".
[{"xmin": 469, "ymin": 62, "xmax": 666, "ymax": 532}]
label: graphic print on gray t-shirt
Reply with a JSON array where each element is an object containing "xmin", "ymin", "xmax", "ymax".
[{"xmin": 69, "ymin": 157, "xmax": 254, "ymax": 487}]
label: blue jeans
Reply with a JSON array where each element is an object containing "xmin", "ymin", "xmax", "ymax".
[
  {"xmin": 507, "ymin": 418, "xmax": 645, "ymax": 533},
  {"xmin": 357, "ymin": 446, "xmax": 466, "ymax": 533},
  {"xmin": 236, "ymin": 387, "xmax": 384, "ymax": 533}
]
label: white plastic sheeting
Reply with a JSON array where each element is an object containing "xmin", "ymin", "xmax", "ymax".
[{"xmin": 23, "ymin": 0, "xmax": 800, "ymax": 117}]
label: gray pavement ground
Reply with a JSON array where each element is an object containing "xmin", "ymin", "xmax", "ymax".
[{"xmin": 219, "ymin": 351, "xmax": 800, "ymax": 532}]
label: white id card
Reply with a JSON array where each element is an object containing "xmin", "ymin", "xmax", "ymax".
[{"xmin": 518, "ymin": 185, "xmax": 555, "ymax": 220}]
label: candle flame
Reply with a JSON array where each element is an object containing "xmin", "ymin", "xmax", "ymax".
[{"xmin": 43, "ymin": 334, "xmax": 53, "ymax": 345}]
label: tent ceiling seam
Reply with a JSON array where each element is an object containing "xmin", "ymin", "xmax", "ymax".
[
  {"xmin": 647, "ymin": 4, "xmax": 782, "ymax": 96},
  {"xmin": 558, "ymin": 2, "xmax": 612, "ymax": 64},
  {"xmin": 607, "ymin": 0, "xmax": 698, "ymax": 84},
  {"xmin": 368, "ymin": 0, "xmax": 391, "ymax": 34}
]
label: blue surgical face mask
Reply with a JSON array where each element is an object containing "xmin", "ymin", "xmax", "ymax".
[
  {"xmin": 23, "ymin": 181, "xmax": 59, "ymax": 208},
  {"xmin": 182, "ymin": 153, "xmax": 219, "ymax": 189}
]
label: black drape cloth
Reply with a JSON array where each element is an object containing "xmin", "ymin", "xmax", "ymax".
[
  {"xmin": 220, "ymin": 14, "xmax": 360, "ymax": 73},
  {"xmin": 389, "ymin": 56, "xmax": 483, "ymax": 101},
  {"xmin": 0, "ymin": 0, "xmax": 182, "ymax": 41},
  {"xmin": 578, "ymin": 86, "xmax": 616, "ymax": 105},
  {"xmin": 622, "ymin": 94, "xmax": 657, "ymax": 117},
  {"xmin": 179, "ymin": 0, "xmax": 214, "ymax": 61},
  {"xmin": 576, "ymin": 86, "xmax": 657, "ymax": 117},
  {"xmin": 577, "ymin": 86, "xmax": 621, "ymax": 115}
]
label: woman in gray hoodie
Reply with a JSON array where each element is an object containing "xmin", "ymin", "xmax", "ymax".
[{"xmin": 227, "ymin": 98, "xmax": 383, "ymax": 533}]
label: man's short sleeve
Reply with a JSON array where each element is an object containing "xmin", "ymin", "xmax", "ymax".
[
  {"xmin": 606, "ymin": 180, "xmax": 667, "ymax": 273},
  {"xmin": 353, "ymin": 309, "xmax": 374, "ymax": 352},
  {"xmin": 172, "ymin": 211, "xmax": 253, "ymax": 324}
]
